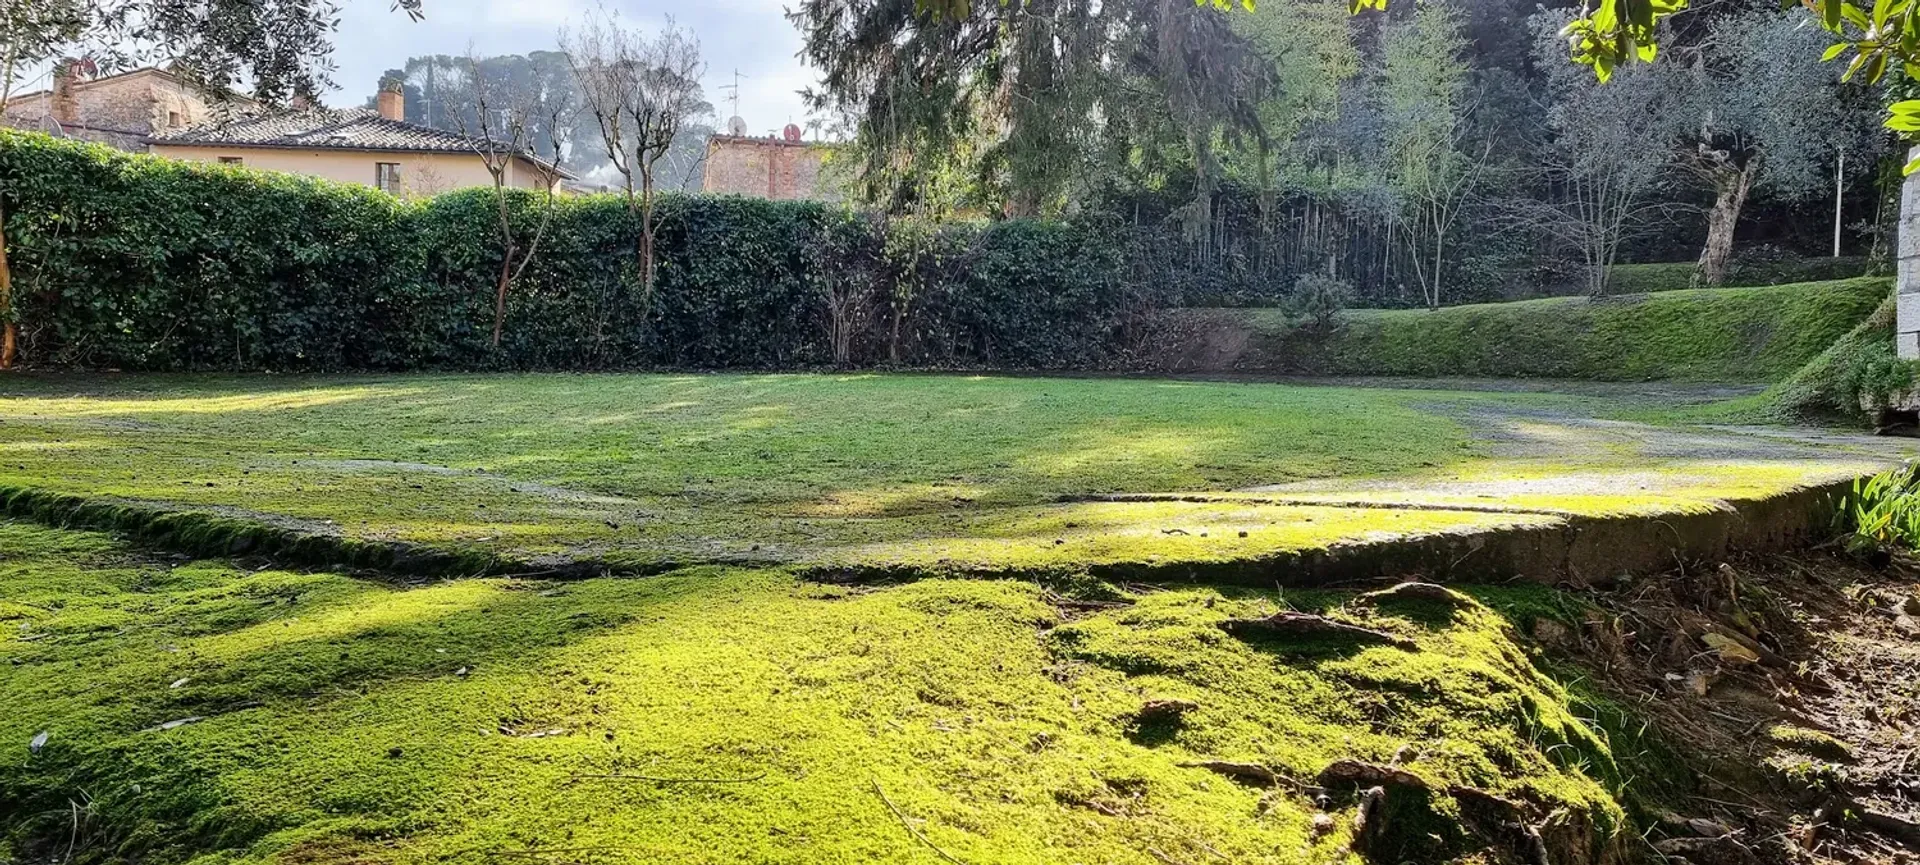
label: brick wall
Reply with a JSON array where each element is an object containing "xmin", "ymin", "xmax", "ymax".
[{"xmin": 701, "ymin": 135, "xmax": 832, "ymax": 201}]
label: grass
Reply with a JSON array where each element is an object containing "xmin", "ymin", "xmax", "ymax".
[
  {"xmin": 0, "ymin": 372, "xmax": 1550, "ymax": 572},
  {"xmin": 0, "ymin": 371, "xmax": 1895, "ymax": 578},
  {"xmin": 1, "ymin": 521, "xmax": 1633, "ymax": 864},
  {"xmin": 1186, "ymin": 277, "xmax": 1890, "ymax": 382},
  {"xmin": 1682, "ymin": 293, "xmax": 1917, "ymax": 425}
]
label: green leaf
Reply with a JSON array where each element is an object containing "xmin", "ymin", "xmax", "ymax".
[
  {"xmin": 1843, "ymin": 50, "xmax": 1870, "ymax": 79},
  {"xmin": 1902, "ymin": 152, "xmax": 1920, "ymax": 176},
  {"xmin": 1823, "ymin": 0, "xmax": 1845, "ymax": 29},
  {"xmin": 1823, "ymin": 41, "xmax": 1851, "ymax": 60}
]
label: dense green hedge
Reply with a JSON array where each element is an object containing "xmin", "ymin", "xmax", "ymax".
[
  {"xmin": 1606, "ymin": 257, "xmax": 1874, "ymax": 295},
  {"xmin": 1164, "ymin": 277, "xmax": 1891, "ymax": 382},
  {"xmin": 0, "ymin": 131, "xmax": 1139, "ymax": 371}
]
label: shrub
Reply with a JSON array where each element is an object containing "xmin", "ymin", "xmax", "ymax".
[
  {"xmin": 1285, "ymin": 273, "xmax": 1353, "ymax": 330},
  {"xmin": 1839, "ymin": 464, "xmax": 1920, "ymax": 556},
  {"xmin": 0, "ymin": 130, "xmax": 1154, "ymax": 372}
]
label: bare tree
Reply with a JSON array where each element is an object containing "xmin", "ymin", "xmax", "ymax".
[
  {"xmin": 451, "ymin": 59, "xmax": 572, "ymax": 349},
  {"xmin": 1377, "ymin": 0, "xmax": 1486, "ymax": 311},
  {"xmin": 1517, "ymin": 13, "xmax": 1683, "ymax": 297},
  {"xmin": 561, "ymin": 10, "xmax": 709, "ymax": 309}
]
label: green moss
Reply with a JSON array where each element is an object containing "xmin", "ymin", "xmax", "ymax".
[
  {"xmin": 1766, "ymin": 725, "xmax": 1855, "ymax": 762},
  {"xmin": 1210, "ymin": 277, "xmax": 1890, "ymax": 382},
  {"xmin": 1, "ymin": 521, "xmax": 1644, "ymax": 864},
  {"xmin": 0, "ymin": 372, "xmax": 1506, "ymax": 573}
]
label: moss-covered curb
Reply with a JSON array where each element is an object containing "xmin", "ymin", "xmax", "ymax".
[
  {"xmin": 0, "ymin": 485, "xmax": 514, "ymax": 577},
  {"xmin": 0, "ymin": 465, "xmax": 1873, "ymax": 590},
  {"xmin": 1150, "ymin": 277, "xmax": 1890, "ymax": 382}
]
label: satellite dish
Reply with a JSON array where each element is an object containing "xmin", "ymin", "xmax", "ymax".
[{"xmin": 727, "ymin": 116, "xmax": 747, "ymax": 136}]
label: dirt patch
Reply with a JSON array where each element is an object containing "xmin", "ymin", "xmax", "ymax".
[{"xmin": 1540, "ymin": 550, "xmax": 1920, "ymax": 864}]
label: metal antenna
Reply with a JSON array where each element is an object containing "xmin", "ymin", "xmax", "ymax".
[{"xmin": 720, "ymin": 69, "xmax": 747, "ymax": 120}]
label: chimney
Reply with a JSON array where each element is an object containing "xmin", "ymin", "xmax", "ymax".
[
  {"xmin": 51, "ymin": 58, "xmax": 84, "ymax": 126},
  {"xmin": 376, "ymin": 82, "xmax": 404, "ymax": 122}
]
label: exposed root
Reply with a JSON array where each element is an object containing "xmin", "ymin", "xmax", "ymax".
[
  {"xmin": 1178, "ymin": 760, "xmax": 1305, "ymax": 788},
  {"xmin": 1354, "ymin": 581, "xmax": 1469, "ymax": 607},
  {"xmin": 1217, "ymin": 612, "xmax": 1416, "ymax": 649}
]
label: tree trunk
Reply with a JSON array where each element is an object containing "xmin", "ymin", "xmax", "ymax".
[
  {"xmin": 639, "ymin": 171, "xmax": 657, "ymax": 298},
  {"xmin": 1696, "ymin": 158, "xmax": 1759, "ymax": 287},
  {"xmin": 1833, "ymin": 150, "xmax": 1844, "ymax": 258},
  {"xmin": 0, "ymin": 201, "xmax": 14, "ymax": 369},
  {"xmin": 491, "ymin": 243, "xmax": 514, "ymax": 348}
]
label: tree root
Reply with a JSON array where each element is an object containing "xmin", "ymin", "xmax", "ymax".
[
  {"xmin": 1178, "ymin": 760, "xmax": 1307, "ymax": 788},
  {"xmin": 1217, "ymin": 612, "xmax": 1416, "ymax": 649}
]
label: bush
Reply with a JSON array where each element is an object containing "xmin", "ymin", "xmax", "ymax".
[
  {"xmin": 0, "ymin": 130, "xmax": 1150, "ymax": 371},
  {"xmin": 1285, "ymin": 273, "xmax": 1352, "ymax": 330}
]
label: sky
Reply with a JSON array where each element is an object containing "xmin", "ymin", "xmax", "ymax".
[{"xmin": 329, "ymin": 0, "xmax": 818, "ymax": 135}]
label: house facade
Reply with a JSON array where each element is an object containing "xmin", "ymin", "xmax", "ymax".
[
  {"xmin": 2, "ymin": 63, "xmax": 251, "ymax": 151},
  {"xmin": 148, "ymin": 88, "xmax": 568, "ymax": 196}
]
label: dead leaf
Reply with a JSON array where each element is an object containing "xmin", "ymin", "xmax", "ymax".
[
  {"xmin": 1702, "ymin": 632, "xmax": 1761, "ymax": 664},
  {"xmin": 145, "ymin": 716, "xmax": 205, "ymax": 733}
]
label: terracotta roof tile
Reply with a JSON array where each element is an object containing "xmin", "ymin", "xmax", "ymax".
[{"xmin": 151, "ymin": 108, "xmax": 503, "ymax": 152}]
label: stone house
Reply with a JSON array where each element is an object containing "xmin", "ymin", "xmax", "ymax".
[
  {"xmin": 2, "ymin": 62, "xmax": 252, "ymax": 151},
  {"xmin": 147, "ymin": 88, "xmax": 571, "ymax": 196}
]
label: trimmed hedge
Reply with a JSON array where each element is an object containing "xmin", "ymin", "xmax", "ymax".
[
  {"xmin": 0, "ymin": 130, "xmax": 1140, "ymax": 371},
  {"xmin": 1161, "ymin": 277, "xmax": 1892, "ymax": 382},
  {"xmin": 1607, "ymin": 257, "xmax": 1874, "ymax": 295}
]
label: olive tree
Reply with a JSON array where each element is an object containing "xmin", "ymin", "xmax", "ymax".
[{"xmin": 1677, "ymin": 4, "xmax": 1886, "ymax": 284}]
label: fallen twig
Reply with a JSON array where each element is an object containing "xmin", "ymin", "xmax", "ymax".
[
  {"xmin": 569, "ymin": 772, "xmax": 765, "ymax": 784},
  {"xmin": 873, "ymin": 779, "xmax": 968, "ymax": 865}
]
